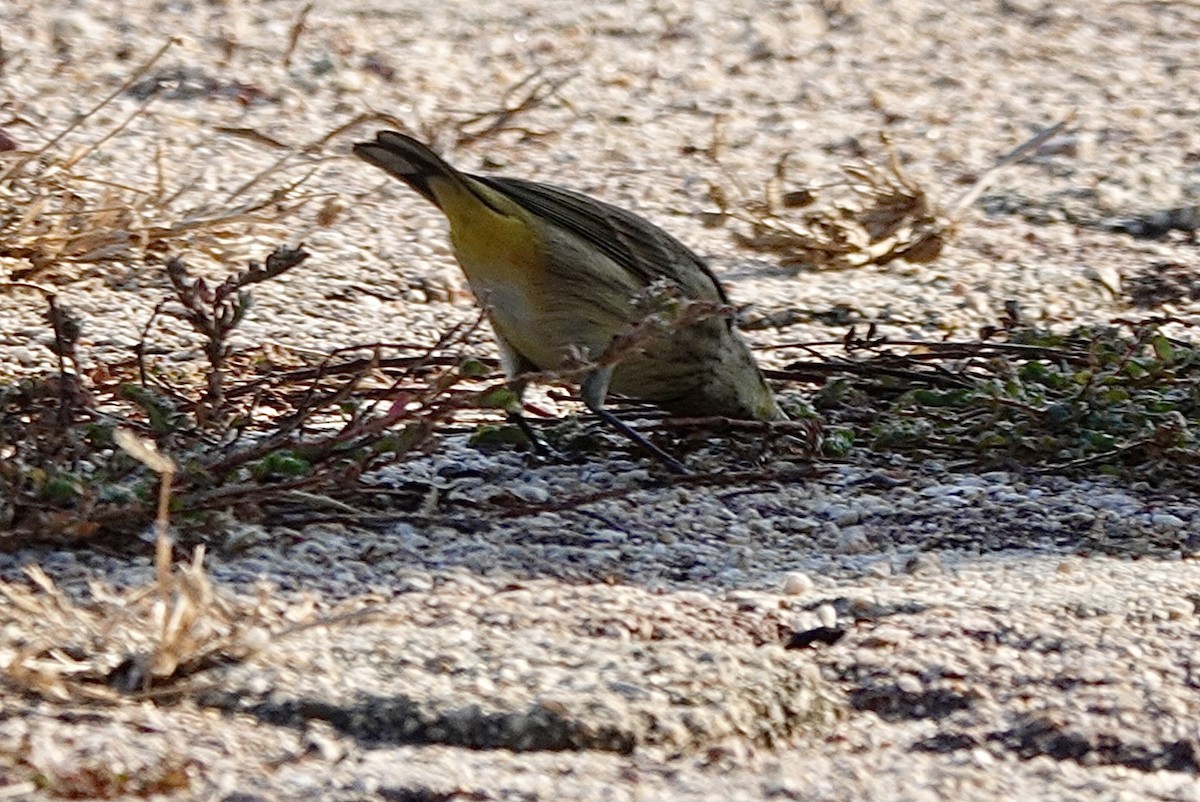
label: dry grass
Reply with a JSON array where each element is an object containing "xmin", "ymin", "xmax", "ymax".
[
  {"xmin": 0, "ymin": 421, "xmax": 360, "ymax": 706},
  {"xmin": 704, "ymin": 115, "xmax": 1074, "ymax": 271},
  {"xmin": 0, "ymin": 39, "xmax": 319, "ymax": 285},
  {"xmin": 0, "ymin": 549, "xmax": 273, "ymax": 702},
  {"xmin": 1, "ymin": 423, "xmax": 285, "ymax": 706}
]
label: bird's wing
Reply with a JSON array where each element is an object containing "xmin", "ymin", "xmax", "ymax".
[{"xmin": 472, "ymin": 174, "xmax": 729, "ymax": 304}]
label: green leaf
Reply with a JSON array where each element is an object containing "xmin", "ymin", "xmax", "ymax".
[
  {"xmin": 1151, "ymin": 334, "xmax": 1175, "ymax": 365},
  {"xmin": 477, "ymin": 386, "xmax": 520, "ymax": 411},
  {"xmin": 39, "ymin": 475, "xmax": 83, "ymax": 504},
  {"xmin": 821, "ymin": 428, "xmax": 854, "ymax": 457},
  {"xmin": 906, "ymin": 388, "xmax": 972, "ymax": 407},
  {"xmin": 460, "ymin": 358, "xmax": 491, "ymax": 378},
  {"xmin": 249, "ymin": 450, "xmax": 312, "ymax": 480},
  {"xmin": 116, "ymin": 383, "xmax": 184, "ymax": 433},
  {"xmin": 470, "ymin": 423, "xmax": 532, "ymax": 448}
]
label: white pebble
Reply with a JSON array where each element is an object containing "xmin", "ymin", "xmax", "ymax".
[{"xmin": 782, "ymin": 571, "xmax": 814, "ymax": 595}]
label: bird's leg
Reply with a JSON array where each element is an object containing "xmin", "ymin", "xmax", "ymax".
[
  {"xmin": 496, "ymin": 341, "xmax": 553, "ymax": 456},
  {"xmin": 498, "ymin": 373, "xmax": 551, "ymax": 456},
  {"xmin": 580, "ymin": 368, "xmax": 689, "ymax": 475},
  {"xmin": 507, "ymin": 410, "xmax": 549, "ymax": 455}
]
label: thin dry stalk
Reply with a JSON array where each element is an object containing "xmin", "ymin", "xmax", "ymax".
[
  {"xmin": 453, "ymin": 67, "xmax": 579, "ymax": 145},
  {"xmin": 113, "ymin": 429, "xmax": 177, "ymax": 598},
  {"xmin": 282, "ymin": 2, "xmax": 314, "ymax": 68},
  {"xmin": 0, "ymin": 38, "xmax": 178, "ymax": 184},
  {"xmin": 0, "ymin": 38, "xmax": 311, "ymax": 282}
]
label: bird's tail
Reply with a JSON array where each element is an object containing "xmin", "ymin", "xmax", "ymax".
[{"xmin": 352, "ymin": 131, "xmax": 476, "ymax": 212}]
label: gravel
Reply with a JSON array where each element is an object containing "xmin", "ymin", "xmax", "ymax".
[{"xmin": 3, "ymin": 0, "xmax": 1200, "ymax": 799}]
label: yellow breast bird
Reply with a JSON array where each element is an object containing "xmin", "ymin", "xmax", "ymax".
[{"xmin": 353, "ymin": 131, "xmax": 783, "ymax": 472}]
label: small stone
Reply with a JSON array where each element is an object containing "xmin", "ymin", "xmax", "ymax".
[
  {"xmin": 1164, "ymin": 597, "xmax": 1195, "ymax": 620},
  {"xmin": 397, "ymin": 573, "xmax": 434, "ymax": 593},
  {"xmin": 423, "ymin": 268, "xmax": 465, "ymax": 302},
  {"xmin": 1092, "ymin": 493, "xmax": 1137, "ymax": 511},
  {"xmin": 305, "ymin": 728, "xmax": 344, "ymax": 762},
  {"xmin": 972, "ymin": 747, "xmax": 995, "ymax": 767},
  {"xmin": 725, "ymin": 589, "xmax": 777, "ymax": 611},
  {"xmin": 12, "ymin": 347, "xmax": 40, "ymax": 366},
  {"xmin": 827, "ymin": 504, "xmax": 861, "ymax": 526},
  {"xmin": 902, "ymin": 552, "xmax": 943, "ymax": 576},
  {"xmin": 782, "ymin": 571, "xmax": 814, "ymax": 595},
  {"xmin": 509, "ymin": 483, "xmax": 550, "ymax": 503},
  {"xmin": 1151, "ymin": 513, "xmax": 1185, "ymax": 529},
  {"xmin": 223, "ymin": 524, "xmax": 273, "ymax": 552},
  {"xmin": 862, "ymin": 625, "xmax": 911, "ymax": 647},
  {"xmin": 834, "ymin": 526, "xmax": 870, "ymax": 554}
]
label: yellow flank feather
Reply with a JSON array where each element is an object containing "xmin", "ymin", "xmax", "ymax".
[
  {"xmin": 420, "ymin": 174, "xmax": 567, "ymax": 369},
  {"xmin": 426, "ymin": 174, "xmax": 545, "ymax": 286}
]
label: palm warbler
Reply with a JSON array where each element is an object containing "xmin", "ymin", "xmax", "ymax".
[{"xmin": 353, "ymin": 131, "xmax": 783, "ymax": 470}]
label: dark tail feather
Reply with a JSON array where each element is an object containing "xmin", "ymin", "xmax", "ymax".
[{"xmin": 352, "ymin": 131, "xmax": 466, "ymax": 211}]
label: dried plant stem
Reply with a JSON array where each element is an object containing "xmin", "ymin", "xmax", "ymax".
[
  {"xmin": 945, "ymin": 112, "xmax": 1077, "ymax": 221},
  {"xmin": 0, "ymin": 37, "xmax": 178, "ymax": 183},
  {"xmin": 154, "ymin": 461, "xmax": 176, "ymax": 597},
  {"xmin": 113, "ymin": 429, "xmax": 178, "ymax": 600},
  {"xmin": 454, "ymin": 67, "xmax": 579, "ymax": 144}
]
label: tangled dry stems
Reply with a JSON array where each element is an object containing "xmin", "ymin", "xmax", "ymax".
[{"xmin": 705, "ymin": 116, "xmax": 1073, "ymax": 272}]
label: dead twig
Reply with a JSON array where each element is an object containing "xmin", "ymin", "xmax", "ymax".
[
  {"xmin": 282, "ymin": 2, "xmax": 314, "ymax": 69},
  {"xmin": 0, "ymin": 37, "xmax": 178, "ymax": 183},
  {"xmin": 453, "ymin": 67, "xmax": 579, "ymax": 145}
]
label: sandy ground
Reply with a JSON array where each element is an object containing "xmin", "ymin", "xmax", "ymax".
[{"xmin": 2, "ymin": 0, "xmax": 1200, "ymax": 799}]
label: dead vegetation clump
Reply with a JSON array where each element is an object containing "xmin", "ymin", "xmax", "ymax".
[
  {"xmin": 0, "ymin": 61, "xmax": 465, "ymax": 763},
  {"xmin": 0, "ymin": 486, "xmax": 361, "ymax": 796},
  {"xmin": 0, "ymin": 40, "xmax": 316, "ymax": 284},
  {"xmin": 0, "ymin": 246, "xmax": 510, "ymax": 541},
  {"xmin": 702, "ymin": 116, "xmax": 1074, "ymax": 272},
  {"xmin": 0, "ymin": 549, "xmax": 278, "ymax": 703},
  {"xmin": 707, "ymin": 138, "xmax": 944, "ymax": 270},
  {"xmin": 0, "ymin": 39, "xmax": 553, "ymax": 544}
]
